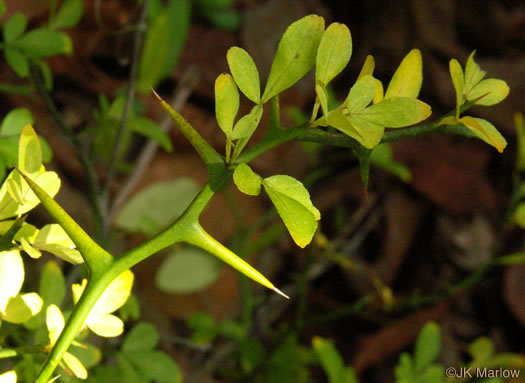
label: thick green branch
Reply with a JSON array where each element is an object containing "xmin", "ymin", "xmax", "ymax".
[
  {"xmin": 34, "ymin": 273, "xmax": 117, "ymax": 383},
  {"xmin": 18, "ymin": 170, "xmax": 113, "ymax": 275}
]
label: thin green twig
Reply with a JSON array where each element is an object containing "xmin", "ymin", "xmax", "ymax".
[{"xmin": 29, "ymin": 63, "xmax": 105, "ymax": 242}]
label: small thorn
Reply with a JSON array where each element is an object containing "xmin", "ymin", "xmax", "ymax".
[{"xmin": 273, "ymin": 286, "xmax": 289, "ymax": 299}]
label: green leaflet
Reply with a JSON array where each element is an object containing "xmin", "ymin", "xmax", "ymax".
[
  {"xmin": 32, "ymin": 224, "xmax": 83, "ymax": 264},
  {"xmin": 13, "ymin": 28, "xmax": 73, "ymax": 57},
  {"xmin": 457, "ymin": 116, "xmax": 507, "ymax": 153},
  {"xmin": 313, "ymin": 337, "xmax": 358, "ymax": 383},
  {"xmin": 385, "ymin": 49, "xmax": 422, "ymax": 99},
  {"xmin": 227, "ymin": 47, "xmax": 261, "ymax": 104},
  {"xmin": 18, "ymin": 124, "xmax": 41, "ymax": 176},
  {"xmin": 233, "ymin": 163, "xmax": 262, "ymax": 196},
  {"xmin": 346, "ymin": 75, "xmax": 376, "ymax": 113},
  {"xmin": 261, "ymin": 15, "xmax": 325, "ymax": 103},
  {"xmin": 323, "ymin": 109, "xmax": 362, "ymax": 141},
  {"xmin": 39, "ymin": 261, "xmax": 66, "ymax": 307},
  {"xmin": 346, "ymin": 116, "xmax": 384, "ymax": 149},
  {"xmin": 466, "ymin": 78, "xmax": 509, "ymax": 106},
  {"xmin": 463, "ymin": 51, "xmax": 486, "ymax": 95},
  {"xmin": 358, "ymin": 55, "xmax": 375, "ymax": 79},
  {"xmin": 1, "ymin": 108, "xmax": 34, "ymax": 136},
  {"xmin": 449, "ymin": 59, "xmax": 464, "ymax": 118},
  {"xmin": 262, "ymin": 175, "xmax": 320, "ymax": 248},
  {"xmin": 155, "ymin": 247, "xmax": 221, "ymax": 294},
  {"xmin": 4, "ymin": 47, "xmax": 29, "ymax": 78},
  {"xmin": 215, "ymin": 73, "xmax": 239, "ymax": 138},
  {"xmin": 50, "ymin": 0, "xmax": 83, "ymax": 30},
  {"xmin": 0, "ymin": 170, "xmax": 60, "ymax": 221},
  {"xmin": 0, "ymin": 250, "xmax": 24, "ymax": 315},
  {"xmin": 137, "ymin": 0, "xmax": 190, "ymax": 93},
  {"xmin": 355, "ymin": 97, "xmax": 431, "ymax": 128},
  {"xmin": 315, "ymin": 82, "xmax": 329, "ymax": 117},
  {"xmin": 127, "ymin": 116, "xmax": 173, "ymax": 152},
  {"xmin": 116, "ymin": 178, "xmax": 200, "ymax": 235},
  {"xmin": 3, "ymin": 12, "xmax": 27, "ymax": 43},
  {"xmin": 315, "ymin": 22, "xmax": 352, "ymax": 86},
  {"xmin": 122, "ymin": 322, "xmax": 159, "ymax": 352},
  {"xmin": 414, "ymin": 322, "xmax": 441, "ymax": 371},
  {"xmin": 231, "ymin": 105, "xmax": 263, "ymax": 140}
]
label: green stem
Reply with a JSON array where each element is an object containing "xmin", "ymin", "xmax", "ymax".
[
  {"xmin": 32, "ymin": 170, "xmax": 228, "ymax": 382},
  {"xmin": 31, "ymin": 106, "xmax": 478, "ymax": 381},
  {"xmin": 34, "ymin": 271, "xmax": 114, "ymax": 383}
]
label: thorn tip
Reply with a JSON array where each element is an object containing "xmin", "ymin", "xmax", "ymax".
[
  {"xmin": 273, "ymin": 286, "xmax": 289, "ymax": 299},
  {"xmin": 151, "ymin": 87, "xmax": 161, "ymax": 101}
]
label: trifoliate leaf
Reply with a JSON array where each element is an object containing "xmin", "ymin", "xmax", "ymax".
[
  {"xmin": 215, "ymin": 73, "xmax": 239, "ymax": 138},
  {"xmin": 227, "ymin": 47, "xmax": 261, "ymax": 103},
  {"xmin": 262, "ymin": 175, "xmax": 320, "ymax": 248},
  {"xmin": 385, "ymin": 49, "xmax": 422, "ymax": 99},
  {"xmin": 262, "ymin": 15, "xmax": 325, "ymax": 103},
  {"xmin": 233, "ymin": 163, "xmax": 262, "ymax": 196},
  {"xmin": 356, "ymin": 97, "xmax": 431, "ymax": 128},
  {"xmin": 315, "ymin": 22, "xmax": 352, "ymax": 86},
  {"xmin": 466, "ymin": 78, "xmax": 509, "ymax": 106},
  {"xmin": 457, "ymin": 116, "xmax": 507, "ymax": 153}
]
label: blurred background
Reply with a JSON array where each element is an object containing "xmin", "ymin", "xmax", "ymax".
[{"xmin": 1, "ymin": 0, "xmax": 525, "ymax": 382}]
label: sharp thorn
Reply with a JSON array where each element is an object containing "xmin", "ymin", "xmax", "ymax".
[{"xmin": 273, "ymin": 286, "xmax": 290, "ymax": 299}]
